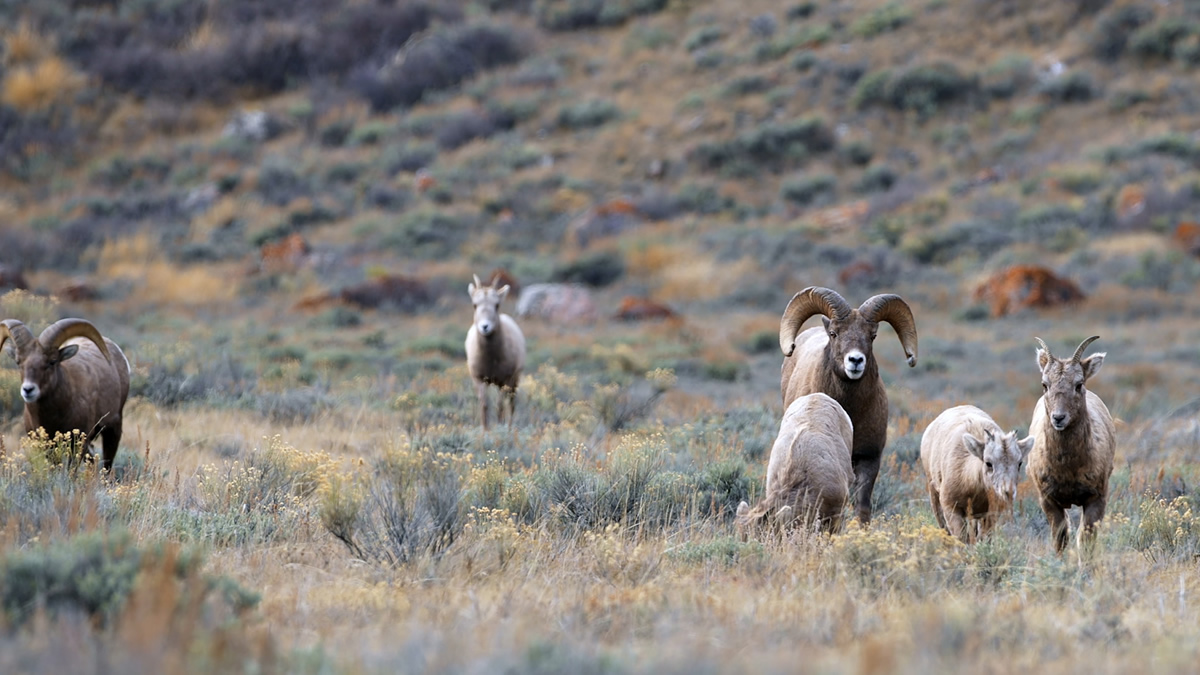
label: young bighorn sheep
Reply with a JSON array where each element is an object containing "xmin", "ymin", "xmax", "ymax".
[
  {"xmin": 1028, "ymin": 336, "xmax": 1116, "ymax": 553},
  {"xmin": 1, "ymin": 318, "xmax": 131, "ymax": 470},
  {"xmin": 778, "ymin": 286, "xmax": 918, "ymax": 524},
  {"xmin": 464, "ymin": 274, "xmax": 526, "ymax": 429},
  {"xmin": 736, "ymin": 393, "xmax": 854, "ymax": 535},
  {"xmin": 920, "ymin": 405, "xmax": 1033, "ymax": 543}
]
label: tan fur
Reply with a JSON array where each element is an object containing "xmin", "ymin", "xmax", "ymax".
[
  {"xmin": 1027, "ymin": 338, "xmax": 1116, "ymax": 553},
  {"xmin": 920, "ymin": 405, "xmax": 1032, "ymax": 543},
  {"xmin": 737, "ymin": 393, "xmax": 854, "ymax": 535}
]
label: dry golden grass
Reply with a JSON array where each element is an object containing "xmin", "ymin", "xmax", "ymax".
[
  {"xmin": 88, "ymin": 233, "xmax": 238, "ymax": 306},
  {"xmin": 1, "ymin": 21, "xmax": 50, "ymax": 67},
  {"xmin": 1, "ymin": 55, "xmax": 83, "ymax": 112}
]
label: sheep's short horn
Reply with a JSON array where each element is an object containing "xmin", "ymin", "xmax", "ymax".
[
  {"xmin": 859, "ymin": 294, "xmax": 918, "ymax": 367},
  {"xmin": 1071, "ymin": 336, "xmax": 1100, "ymax": 363},
  {"xmin": 38, "ymin": 318, "xmax": 111, "ymax": 363},
  {"xmin": 0, "ymin": 319, "xmax": 35, "ymax": 362},
  {"xmin": 1034, "ymin": 337, "xmax": 1053, "ymax": 360},
  {"xmin": 779, "ymin": 286, "xmax": 852, "ymax": 357}
]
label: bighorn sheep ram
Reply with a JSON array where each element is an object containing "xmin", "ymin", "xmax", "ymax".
[
  {"xmin": 1, "ymin": 318, "xmax": 131, "ymax": 470},
  {"xmin": 920, "ymin": 405, "xmax": 1033, "ymax": 542},
  {"xmin": 736, "ymin": 393, "xmax": 854, "ymax": 534},
  {"xmin": 465, "ymin": 274, "xmax": 526, "ymax": 429},
  {"xmin": 779, "ymin": 286, "xmax": 918, "ymax": 524},
  {"xmin": 1028, "ymin": 336, "xmax": 1115, "ymax": 553}
]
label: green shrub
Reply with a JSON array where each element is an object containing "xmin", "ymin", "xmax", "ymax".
[
  {"xmin": 536, "ymin": 0, "xmax": 668, "ymax": 31},
  {"xmin": 780, "ymin": 173, "xmax": 837, "ymax": 207},
  {"xmin": 0, "ymin": 529, "xmax": 257, "ymax": 629},
  {"xmin": 982, "ymin": 53, "xmax": 1034, "ymax": 99},
  {"xmin": 1036, "ymin": 71, "xmax": 1099, "ymax": 103},
  {"xmin": 693, "ymin": 117, "xmax": 835, "ymax": 174},
  {"xmin": 854, "ymin": 164, "xmax": 897, "ymax": 194},
  {"xmin": 851, "ymin": 2, "xmax": 912, "ymax": 38},
  {"xmin": 551, "ymin": 250, "xmax": 626, "ymax": 287},
  {"xmin": 1129, "ymin": 19, "xmax": 1197, "ymax": 61},
  {"xmin": 1090, "ymin": 5, "xmax": 1154, "ymax": 61},
  {"xmin": 684, "ymin": 26, "xmax": 723, "ymax": 52},
  {"xmin": 556, "ymin": 99, "xmax": 621, "ymax": 130},
  {"xmin": 721, "ymin": 74, "xmax": 774, "ymax": 98}
]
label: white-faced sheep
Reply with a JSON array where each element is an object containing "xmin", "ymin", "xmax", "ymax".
[
  {"xmin": 737, "ymin": 393, "xmax": 854, "ymax": 534},
  {"xmin": 920, "ymin": 405, "xmax": 1033, "ymax": 543},
  {"xmin": 1028, "ymin": 336, "xmax": 1116, "ymax": 553},
  {"xmin": 778, "ymin": 286, "xmax": 918, "ymax": 524},
  {"xmin": 1, "ymin": 318, "xmax": 131, "ymax": 471},
  {"xmin": 465, "ymin": 274, "xmax": 526, "ymax": 429}
]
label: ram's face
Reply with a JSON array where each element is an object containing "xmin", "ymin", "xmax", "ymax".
[
  {"xmin": 823, "ymin": 314, "xmax": 877, "ymax": 381},
  {"xmin": 17, "ymin": 345, "xmax": 77, "ymax": 404}
]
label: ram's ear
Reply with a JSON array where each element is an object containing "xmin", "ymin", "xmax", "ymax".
[
  {"xmin": 963, "ymin": 433, "xmax": 985, "ymax": 460},
  {"xmin": 1081, "ymin": 352, "xmax": 1106, "ymax": 381},
  {"xmin": 497, "ymin": 285, "xmax": 510, "ymax": 301},
  {"xmin": 57, "ymin": 344, "xmax": 79, "ymax": 363},
  {"xmin": 1017, "ymin": 435, "xmax": 1035, "ymax": 460}
]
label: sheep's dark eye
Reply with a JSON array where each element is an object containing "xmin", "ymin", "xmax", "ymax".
[
  {"xmin": 1075, "ymin": 383, "xmax": 1083, "ymax": 392},
  {"xmin": 828, "ymin": 331, "xmax": 837, "ymax": 338},
  {"xmin": 1042, "ymin": 382, "xmax": 1048, "ymax": 392},
  {"xmin": 985, "ymin": 461, "xmax": 993, "ymax": 471}
]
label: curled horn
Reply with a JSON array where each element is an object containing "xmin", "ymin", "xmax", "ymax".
[
  {"xmin": 859, "ymin": 294, "xmax": 919, "ymax": 367},
  {"xmin": 779, "ymin": 287, "xmax": 852, "ymax": 357},
  {"xmin": 1071, "ymin": 335, "xmax": 1100, "ymax": 364},
  {"xmin": 38, "ymin": 318, "xmax": 111, "ymax": 363},
  {"xmin": 0, "ymin": 319, "xmax": 36, "ymax": 362}
]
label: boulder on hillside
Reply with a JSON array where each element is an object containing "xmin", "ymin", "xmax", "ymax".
[
  {"xmin": 516, "ymin": 283, "xmax": 598, "ymax": 323},
  {"xmin": 973, "ymin": 265, "xmax": 1085, "ymax": 318}
]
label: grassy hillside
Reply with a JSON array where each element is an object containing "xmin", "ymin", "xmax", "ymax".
[{"xmin": 2, "ymin": 0, "xmax": 1200, "ymax": 672}]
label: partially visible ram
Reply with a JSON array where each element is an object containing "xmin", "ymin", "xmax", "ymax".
[
  {"xmin": 1, "ymin": 318, "xmax": 131, "ymax": 470},
  {"xmin": 737, "ymin": 393, "xmax": 854, "ymax": 535}
]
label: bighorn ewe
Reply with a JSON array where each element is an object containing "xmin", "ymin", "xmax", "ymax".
[
  {"xmin": 779, "ymin": 286, "xmax": 918, "ymax": 524},
  {"xmin": 465, "ymin": 274, "xmax": 526, "ymax": 429},
  {"xmin": 920, "ymin": 405, "xmax": 1033, "ymax": 542},
  {"xmin": 737, "ymin": 393, "xmax": 854, "ymax": 534},
  {"xmin": 1028, "ymin": 336, "xmax": 1115, "ymax": 553},
  {"xmin": 1, "ymin": 318, "xmax": 131, "ymax": 470}
]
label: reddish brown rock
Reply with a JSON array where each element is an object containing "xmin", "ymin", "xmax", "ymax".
[
  {"xmin": 614, "ymin": 296, "xmax": 676, "ymax": 321},
  {"xmin": 973, "ymin": 265, "xmax": 1085, "ymax": 318}
]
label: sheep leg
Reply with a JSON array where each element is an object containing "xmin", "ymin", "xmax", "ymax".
[
  {"xmin": 503, "ymin": 386, "xmax": 517, "ymax": 427},
  {"xmin": 1078, "ymin": 497, "xmax": 1107, "ymax": 552},
  {"xmin": 1040, "ymin": 496, "xmax": 1070, "ymax": 553},
  {"xmin": 927, "ymin": 483, "xmax": 948, "ymax": 532},
  {"xmin": 100, "ymin": 425, "xmax": 121, "ymax": 473},
  {"xmin": 851, "ymin": 456, "xmax": 880, "ymax": 525},
  {"xmin": 476, "ymin": 381, "xmax": 491, "ymax": 430},
  {"xmin": 944, "ymin": 509, "xmax": 970, "ymax": 543}
]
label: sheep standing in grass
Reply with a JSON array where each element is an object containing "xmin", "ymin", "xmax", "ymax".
[
  {"xmin": 778, "ymin": 286, "xmax": 918, "ymax": 524},
  {"xmin": 920, "ymin": 405, "xmax": 1033, "ymax": 542},
  {"xmin": 737, "ymin": 393, "xmax": 854, "ymax": 535},
  {"xmin": 465, "ymin": 274, "xmax": 526, "ymax": 429},
  {"xmin": 1028, "ymin": 336, "xmax": 1116, "ymax": 553},
  {"xmin": 1, "ymin": 318, "xmax": 130, "ymax": 471}
]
